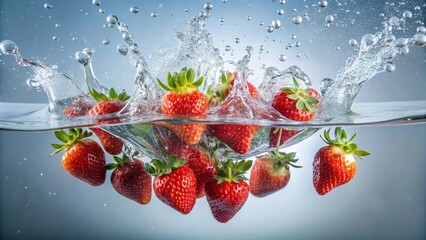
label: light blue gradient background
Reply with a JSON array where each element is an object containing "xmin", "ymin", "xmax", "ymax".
[{"xmin": 1, "ymin": 0, "xmax": 425, "ymax": 239}]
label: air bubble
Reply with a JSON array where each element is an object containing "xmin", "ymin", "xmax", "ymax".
[
  {"xmin": 220, "ymin": 18, "xmax": 224, "ymax": 24},
  {"xmin": 106, "ymin": 14, "xmax": 119, "ymax": 25},
  {"xmin": 225, "ymin": 45, "xmax": 231, "ymax": 51},
  {"xmin": 55, "ymin": 23, "xmax": 60, "ymax": 28},
  {"xmin": 52, "ymin": 36, "xmax": 59, "ymax": 41},
  {"xmin": 416, "ymin": 26, "xmax": 426, "ymax": 34},
  {"xmin": 414, "ymin": 6, "xmax": 421, "ymax": 11},
  {"xmin": 398, "ymin": 46, "xmax": 409, "ymax": 55},
  {"xmin": 277, "ymin": 9, "xmax": 285, "ymax": 15},
  {"xmin": 151, "ymin": 12, "xmax": 158, "ymax": 17},
  {"xmin": 291, "ymin": 34, "xmax": 296, "ymax": 39},
  {"xmin": 279, "ymin": 54, "xmax": 287, "ymax": 61},
  {"xmin": 204, "ymin": 2, "xmax": 213, "ymax": 10},
  {"xmin": 72, "ymin": 37, "xmax": 77, "ymax": 42},
  {"xmin": 117, "ymin": 45, "xmax": 129, "ymax": 55},
  {"xmin": 360, "ymin": 34, "xmax": 377, "ymax": 47},
  {"xmin": 413, "ymin": 33, "xmax": 426, "ymax": 46},
  {"xmin": 385, "ymin": 34, "xmax": 396, "ymax": 43},
  {"xmin": 83, "ymin": 48, "xmax": 95, "ymax": 56},
  {"xmin": 259, "ymin": 21, "xmax": 264, "ymax": 26},
  {"xmin": 325, "ymin": 15, "xmax": 334, "ymax": 23},
  {"xmin": 295, "ymin": 42, "xmax": 301, "ymax": 47},
  {"xmin": 103, "ymin": 39, "xmax": 110, "ymax": 45},
  {"xmin": 247, "ymin": 16, "xmax": 252, "ymax": 21},
  {"xmin": 27, "ymin": 78, "xmax": 41, "ymax": 88},
  {"xmin": 235, "ymin": 38, "xmax": 240, "ymax": 43},
  {"xmin": 395, "ymin": 38, "xmax": 408, "ymax": 48},
  {"xmin": 266, "ymin": 25, "xmax": 274, "ymax": 33},
  {"xmin": 292, "ymin": 16, "xmax": 303, "ymax": 24},
  {"xmin": 349, "ymin": 39, "xmax": 358, "ymax": 46},
  {"xmin": 280, "ymin": 0, "xmax": 286, "ymax": 4},
  {"xmin": 130, "ymin": 7, "xmax": 139, "ymax": 14},
  {"xmin": 389, "ymin": 16, "xmax": 400, "ymax": 26},
  {"xmin": 272, "ymin": 20, "xmax": 281, "ymax": 29},
  {"xmin": 99, "ymin": 9, "xmax": 105, "ymax": 14},
  {"xmin": 402, "ymin": 10, "xmax": 412, "ymax": 19},
  {"xmin": 320, "ymin": 78, "xmax": 334, "ymax": 95}
]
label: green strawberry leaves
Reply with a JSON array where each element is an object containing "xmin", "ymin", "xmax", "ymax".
[
  {"xmin": 283, "ymin": 77, "xmax": 319, "ymax": 112},
  {"xmin": 158, "ymin": 67, "xmax": 204, "ymax": 93},
  {"xmin": 105, "ymin": 154, "xmax": 132, "ymax": 170},
  {"xmin": 144, "ymin": 155, "xmax": 188, "ymax": 177},
  {"xmin": 51, "ymin": 128, "xmax": 92, "ymax": 155},
  {"xmin": 320, "ymin": 127, "xmax": 371, "ymax": 160},
  {"xmin": 88, "ymin": 84, "xmax": 130, "ymax": 103},
  {"xmin": 213, "ymin": 159, "xmax": 253, "ymax": 184},
  {"xmin": 207, "ymin": 72, "xmax": 234, "ymax": 105}
]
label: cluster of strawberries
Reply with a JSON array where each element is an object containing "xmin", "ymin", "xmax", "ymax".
[{"xmin": 52, "ymin": 67, "xmax": 370, "ymax": 223}]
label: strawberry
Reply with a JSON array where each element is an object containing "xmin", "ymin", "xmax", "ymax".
[
  {"xmin": 207, "ymin": 72, "xmax": 260, "ymax": 154},
  {"xmin": 185, "ymin": 145, "xmax": 216, "ymax": 198},
  {"xmin": 106, "ymin": 154, "xmax": 152, "ymax": 205},
  {"xmin": 144, "ymin": 156, "xmax": 197, "ymax": 214},
  {"xmin": 313, "ymin": 127, "xmax": 371, "ymax": 195},
  {"xmin": 204, "ymin": 159, "xmax": 252, "ymax": 223},
  {"xmin": 153, "ymin": 125, "xmax": 192, "ymax": 158},
  {"xmin": 269, "ymin": 77, "xmax": 320, "ymax": 147},
  {"xmin": 158, "ymin": 67, "xmax": 208, "ymax": 145},
  {"xmin": 269, "ymin": 127, "xmax": 300, "ymax": 148},
  {"xmin": 250, "ymin": 151, "xmax": 300, "ymax": 197},
  {"xmin": 51, "ymin": 128, "xmax": 106, "ymax": 186},
  {"xmin": 62, "ymin": 98, "xmax": 94, "ymax": 117},
  {"xmin": 87, "ymin": 87, "xmax": 130, "ymax": 155}
]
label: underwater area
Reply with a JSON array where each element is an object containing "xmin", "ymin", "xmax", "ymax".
[{"xmin": 0, "ymin": 0, "xmax": 425, "ymax": 239}]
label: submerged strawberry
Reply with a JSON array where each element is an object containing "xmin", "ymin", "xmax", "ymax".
[
  {"xmin": 87, "ymin": 87, "xmax": 130, "ymax": 155},
  {"xmin": 158, "ymin": 67, "xmax": 209, "ymax": 145},
  {"xmin": 269, "ymin": 77, "xmax": 320, "ymax": 147},
  {"xmin": 313, "ymin": 127, "xmax": 371, "ymax": 195},
  {"xmin": 185, "ymin": 145, "xmax": 216, "ymax": 198},
  {"xmin": 145, "ymin": 156, "xmax": 197, "ymax": 214},
  {"xmin": 106, "ymin": 154, "xmax": 152, "ymax": 205},
  {"xmin": 207, "ymin": 72, "xmax": 260, "ymax": 154},
  {"xmin": 204, "ymin": 159, "xmax": 252, "ymax": 223},
  {"xmin": 51, "ymin": 128, "xmax": 106, "ymax": 186}
]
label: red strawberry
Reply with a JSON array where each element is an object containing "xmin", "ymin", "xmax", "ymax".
[
  {"xmin": 250, "ymin": 151, "xmax": 300, "ymax": 197},
  {"xmin": 106, "ymin": 154, "xmax": 152, "ymax": 205},
  {"xmin": 185, "ymin": 146, "xmax": 216, "ymax": 198},
  {"xmin": 269, "ymin": 127, "xmax": 300, "ymax": 148},
  {"xmin": 51, "ymin": 128, "xmax": 106, "ymax": 186},
  {"xmin": 207, "ymin": 72, "xmax": 260, "ymax": 154},
  {"xmin": 87, "ymin": 87, "xmax": 130, "ymax": 155},
  {"xmin": 153, "ymin": 125, "xmax": 192, "ymax": 158},
  {"xmin": 158, "ymin": 67, "xmax": 209, "ymax": 145},
  {"xmin": 269, "ymin": 77, "xmax": 320, "ymax": 147},
  {"xmin": 62, "ymin": 99, "xmax": 94, "ymax": 117},
  {"xmin": 313, "ymin": 127, "xmax": 370, "ymax": 195},
  {"xmin": 204, "ymin": 159, "xmax": 252, "ymax": 223},
  {"xmin": 145, "ymin": 156, "xmax": 197, "ymax": 214}
]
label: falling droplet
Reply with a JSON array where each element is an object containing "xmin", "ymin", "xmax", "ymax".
[
  {"xmin": 0, "ymin": 40, "xmax": 18, "ymax": 55},
  {"xmin": 220, "ymin": 18, "xmax": 224, "ymax": 24},
  {"xmin": 235, "ymin": 38, "xmax": 240, "ymax": 43},
  {"xmin": 103, "ymin": 39, "xmax": 110, "ymax": 45},
  {"xmin": 398, "ymin": 46, "xmax": 409, "ymax": 55},
  {"xmin": 416, "ymin": 26, "xmax": 426, "ymax": 34},
  {"xmin": 291, "ymin": 34, "xmax": 296, "ymax": 39},
  {"xmin": 318, "ymin": 0, "xmax": 328, "ymax": 8},
  {"xmin": 320, "ymin": 78, "xmax": 334, "ymax": 95},
  {"xmin": 247, "ymin": 16, "xmax": 252, "ymax": 20},
  {"xmin": 72, "ymin": 37, "xmax": 78, "ymax": 42},
  {"xmin": 280, "ymin": 0, "xmax": 286, "ymax": 4},
  {"xmin": 279, "ymin": 54, "xmax": 287, "ymax": 61},
  {"xmin": 225, "ymin": 45, "xmax": 231, "ymax": 51},
  {"xmin": 272, "ymin": 20, "xmax": 281, "ymax": 29},
  {"xmin": 130, "ymin": 7, "xmax": 139, "ymax": 14},
  {"xmin": 99, "ymin": 8, "xmax": 105, "ymax": 14},
  {"xmin": 117, "ymin": 45, "xmax": 129, "ymax": 55},
  {"xmin": 83, "ymin": 48, "xmax": 95, "ymax": 56},
  {"xmin": 389, "ymin": 16, "xmax": 400, "ymax": 26},
  {"xmin": 204, "ymin": 2, "xmax": 213, "ymax": 10},
  {"xmin": 266, "ymin": 25, "xmax": 274, "ymax": 33},
  {"xmin": 292, "ymin": 16, "xmax": 303, "ymax": 24},
  {"xmin": 259, "ymin": 21, "xmax": 264, "ymax": 26},
  {"xmin": 106, "ymin": 14, "xmax": 119, "ymax": 25},
  {"xmin": 151, "ymin": 12, "xmax": 158, "ymax": 17},
  {"xmin": 349, "ymin": 39, "xmax": 358, "ymax": 46},
  {"xmin": 295, "ymin": 42, "xmax": 301, "ymax": 47},
  {"xmin": 92, "ymin": 0, "xmax": 101, "ymax": 6},
  {"xmin": 402, "ymin": 10, "xmax": 412, "ymax": 19},
  {"xmin": 413, "ymin": 33, "xmax": 426, "ymax": 46},
  {"xmin": 325, "ymin": 15, "xmax": 334, "ymax": 23},
  {"xmin": 395, "ymin": 38, "xmax": 408, "ymax": 48},
  {"xmin": 52, "ymin": 36, "xmax": 59, "ymax": 41},
  {"xmin": 75, "ymin": 51, "xmax": 89, "ymax": 65},
  {"xmin": 55, "ymin": 23, "xmax": 60, "ymax": 28},
  {"xmin": 277, "ymin": 9, "xmax": 284, "ymax": 15},
  {"xmin": 360, "ymin": 34, "xmax": 377, "ymax": 47},
  {"xmin": 384, "ymin": 62, "xmax": 395, "ymax": 72},
  {"xmin": 44, "ymin": 3, "xmax": 53, "ymax": 10}
]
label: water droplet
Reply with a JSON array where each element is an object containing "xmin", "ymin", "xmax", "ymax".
[
  {"xmin": 280, "ymin": 0, "xmax": 286, "ymax": 4},
  {"xmin": 277, "ymin": 9, "xmax": 285, "ymax": 15},
  {"xmin": 52, "ymin": 36, "xmax": 59, "ymax": 41},
  {"xmin": 0, "ymin": 40, "xmax": 18, "ymax": 55},
  {"xmin": 83, "ymin": 48, "xmax": 95, "ymax": 56},
  {"xmin": 320, "ymin": 78, "xmax": 334, "ymax": 95},
  {"xmin": 122, "ymin": 32, "xmax": 131, "ymax": 41},
  {"xmin": 130, "ymin": 7, "xmax": 139, "ymax": 14},
  {"xmin": 106, "ymin": 14, "xmax": 119, "ymax": 25},
  {"xmin": 55, "ymin": 23, "xmax": 60, "ymax": 28},
  {"xmin": 291, "ymin": 34, "xmax": 296, "ymax": 39},
  {"xmin": 349, "ymin": 39, "xmax": 358, "ymax": 46},
  {"xmin": 272, "ymin": 20, "xmax": 281, "ymax": 29},
  {"xmin": 279, "ymin": 54, "xmax": 287, "ymax": 61},
  {"xmin": 204, "ymin": 2, "xmax": 213, "ymax": 10},
  {"xmin": 92, "ymin": 0, "xmax": 101, "ymax": 6},
  {"xmin": 72, "ymin": 37, "xmax": 77, "ymax": 42},
  {"xmin": 385, "ymin": 34, "xmax": 396, "ymax": 43},
  {"xmin": 398, "ymin": 46, "xmax": 409, "ymax": 55},
  {"xmin": 360, "ymin": 34, "xmax": 377, "ymax": 47},
  {"xmin": 384, "ymin": 62, "xmax": 395, "ymax": 72},
  {"xmin": 27, "ymin": 78, "xmax": 40, "ymax": 88},
  {"xmin": 325, "ymin": 15, "xmax": 334, "ymax": 23},
  {"xmin": 151, "ymin": 12, "xmax": 158, "ymax": 17},
  {"xmin": 103, "ymin": 39, "xmax": 110, "ymax": 45},
  {"xmin": 99, "ymin": 8, "xmax": 105, "ymax": 14},
  {"xmin": 414, "ymin": 6, "xmax": 421, "ymax": 11},
  {"xmin": 296, "ymin": 52, "xmax": 301, "ymax": 57},
  {"xmin": 260, "ymin": 45, "xmax": 265, "ymax": 51},
  {"xmin": 222, "ymin": 0, "xmax": 228, "ymax": 3},
  {"xmin": 318, "ymin": 0, "xmax": 328, "ymax": 8},
  {"xmin": 402, "ymin": 10, "xmax": 412, "ymax": 19},
  {"xmin": 413, "ymin": 33, "xmax": 426, "ymax": 46},
  {"xmin": 292, "ymin": 16, "xmax": 303, "ymax": 24},
  {"xmin": 117, "ymin": 45, "xmax": 129, "ymax": 55},
  {"xmin": 220, "ymin": 18, "xmax": 224, "ymax": 24},
  {"xmin": 335, "ymin": 46, "xmax": 341, "ymax": 51},
  {"xmin": 416, "ymin": 26, "xmax": 426, "ymax": 34},
  {"xmin": 75, "ymin": 51, "xmax": 89, "ymax": 65},
  {"xmin": 389, "ymin": 16, "xmax": 400, "ymax": 26},
  {"xmin": 295, "ymin": 42, "xmax": 301, "ymax": 47},
  {"xmin": 266, "ymin": 25, "xmax": 274, "ymax": 33},
  {"xmin": 259, "ymin": 21, "xmax": 264, "ymax": 26},
  {"xmin": 103, "ymin": 203, "xmax": 107, "ymax": 207},
  {"xmin": 395, "ymin": 38, "xmax": 408, "ymax": 48},
  {"xmin": 225, "ymin": 45, "xmax": 231, "ymax": 51},
  {"xmin": 235, "ymin": 38, "xmax": 240, "ymax": 43},
  {"xmin": 247, "ymin": 16, "xmax": 252, "ymax": 21},
  {"xmin": 44, "ymin": 3, "xmax": 53, "ymax": 10},
  {"xmin": 40, "ymin": 173, "xmax": 44, "ymax": 177}
]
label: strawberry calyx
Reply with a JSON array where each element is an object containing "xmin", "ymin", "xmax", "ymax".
[
  {"xmin": 50, "ymin": 128, "xmax": 93, "ymax": 155},
  {"xmin": 320, "ymin": 127, "xmax": 371, "ymax": 160},
  {"xmin": 88, "ymin": 85, "xmax": 130, "ymax": 103},
  {"xmin": 157, "ymin": 67, "xmax": 204, "ymax": 94},
  {"xmin": 207, "ymin": 72, "xmax": 234, "ymax": 105},
  {"xmin": 105, "ymin": 153, "xmax": 131, "ymax": 170},
  {"xmin": 266, "ymin": 128, "xmax": 301, "ymax": 170},
  {"xmin": 213, "ymin": 159, "xmax": 252, "ymax": 184},
  {"xmin": 282, "ymin": 77, "xmax": 319, "ymax": 112},
  {"xmin": 144, "ymin": 155, "xmax": 188, "ymax": 177}
]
